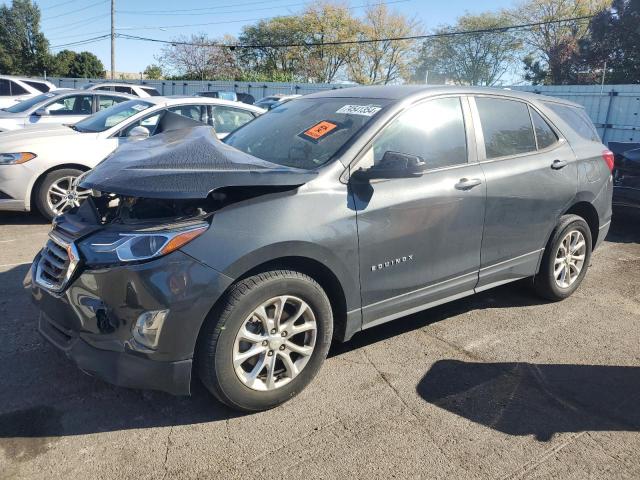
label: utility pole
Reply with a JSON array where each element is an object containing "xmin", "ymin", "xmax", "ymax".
[{"xmin": 110, "ymin": 0, "xmax": 115, "ymax": 80}]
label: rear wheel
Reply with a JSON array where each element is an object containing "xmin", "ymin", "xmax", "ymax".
[
  {"xmin": 197, "ymin": 270, "xmax": 333, "ymax": 412},
  {"xmin": 35, "ymin": 168, "xmax": 90, "ymax": 220},
  {"xmin": 534, "ymin": 214, "xmax": 592, "ymax": 301}
]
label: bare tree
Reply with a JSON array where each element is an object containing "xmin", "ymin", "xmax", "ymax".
[
  {"xmin": 156, "ymin": 33, "xmax": 237, "ymax": 80},
  {"xmin": 413, "ymin": 12, "xmax": 521, "ymax": 86},
  {"xmin": 348, "ymin": 4, "xmax": 420, "ymax": 85}
]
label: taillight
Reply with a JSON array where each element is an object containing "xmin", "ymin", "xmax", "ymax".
[{"xmin": 602, "ymin": 150, "xmax": 615, "ymax": 172}]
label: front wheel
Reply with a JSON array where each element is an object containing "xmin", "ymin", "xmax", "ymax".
[
  {"xmin": 35, "ymin": 168, "xmax": 91, "ymax": 220},
  {"xmin": 534, "ymin": 214, "xmax": 592, "ymax": 301},
  {"xmin": 197, "ymin": 270, "xmax": 333, "ymax": 412}
]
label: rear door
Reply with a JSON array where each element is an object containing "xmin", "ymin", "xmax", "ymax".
[
  {"xmin": 353, "ymin": 96, "xmax": 486, "ymax": 327},
  {"xmin": 470, "ymin": 96, "xmax": 577, "ymax": 290}
]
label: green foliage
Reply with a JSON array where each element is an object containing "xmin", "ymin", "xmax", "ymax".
[
  {"xmin": 143, "ymin": 64, "xmax": 163, "ymax": 79},
  {"xmin": 67, "ymin": 51, "xmax": 105, "ymax": 78},
  {"xmin": 0, "ymin": 0, "xmax": 49, "ymax": 75},
  {"xmin": 579, "ymin": 0, "xmax": 640, "ymax": 84},
  {"xmin": 412, "ymin": 12, "xmax": 520, "ymax": 86}
]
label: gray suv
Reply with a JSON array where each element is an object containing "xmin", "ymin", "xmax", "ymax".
[{"xmin": 28, "ymin": 86, "xmax": 613, "ymax": 411}]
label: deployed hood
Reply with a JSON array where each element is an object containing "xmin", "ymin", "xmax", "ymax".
[{"xmin": 80, "ymin": 126, "xmax": 318, "ymax": 199}]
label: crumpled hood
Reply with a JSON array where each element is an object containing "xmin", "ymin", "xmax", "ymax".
[{"xmin": 80, "ymin": 126, "xmax": 318, "ymax": 199}]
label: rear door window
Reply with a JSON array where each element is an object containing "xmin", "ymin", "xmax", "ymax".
[
  {"xmin": 115, "ymin": 86, "xmax": 134, "ymax": 95},
  {"xmin": 9, "ymin": 81, "xmax": 28, "ymax": 95},
  {"xmin": 24, "ymin": 80, "xmax": 51, "ymax": 92},
  {"xmin": 475, "ymin": 97, "xmax": 536, "ymax": 159},
  {"xmin": 530, "ymin": 108, "xmax": 558, "ymax": 149},
  {"xmin": 98, "ymin": 95, "xmax": 129, "ymax": 111},
  {"xmin": 544, "ymin": 102, "xmax": 599, "ymax": 142},
  {"xmin": 211, "ymin": 106, "xmax": 256, "ymax": 134},
  {"xmin": 168, "ymin": 104, "xmax": 205, "ymax": 123}
]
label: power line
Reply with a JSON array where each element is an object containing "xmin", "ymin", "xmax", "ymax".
[
  {"xmin": 50, "ymin": 34, "xmax": 111, "ymax": 49},
  {"xmin": 118, "ymin": 0, "xmax": 310, "ymax": 15},
  {"xmin": 116, "ymin": 14, "xmax": 596, "ymax": 49},
  {"xmin": 42, "ymin": 0, "xmax": 107, "ymax": 22},
  {"xmin": 41, "ymin": 0, "xmax": 80, "ymax": 11},
  {"xmin": 116, "ymin": 0, "xmax": 409, "ymax": 31}
]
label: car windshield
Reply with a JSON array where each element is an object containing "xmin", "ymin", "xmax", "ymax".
[
  {"xmin": 3, "ymin": 92, "xmax": 59, "ymax": 113},
  {"xmin": 73, "ymin": 100, "xmax": 154, "ymax": 133},
  {"xmin": 224, "ymin": 97, "xmax": 390, "ymax": 169}
]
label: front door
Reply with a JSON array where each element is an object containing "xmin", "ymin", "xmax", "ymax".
[{"xmin": 352, "ymin": 96, "xmax": 486, "ymax": 328}]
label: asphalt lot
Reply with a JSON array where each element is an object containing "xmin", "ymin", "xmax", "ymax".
[{"xmin": 1, "ymin": 209, "xmax": 639, "ymax": 479}]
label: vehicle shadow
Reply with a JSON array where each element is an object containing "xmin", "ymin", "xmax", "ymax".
[
  {"xmin": 416, "ymin": 359, "xmax": 640, "ymax": 441},
  {"xmin": 0, "ymin": 211, "xmax": 48, "ymax": 226},
  {"xmin": 606, "ymin": 206, "xmax": 640, "ymax": 243}
]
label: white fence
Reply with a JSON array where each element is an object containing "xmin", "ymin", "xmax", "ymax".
[
  {"xmin": 513, "ymin": 84, "xmax": 640, "ymax": 144},
  {"xmin": 47, "ymin": 77, "xmax": 350, "ymax": 100},
  {"xmin": 45, "ymin": 78, "xmax": 640, "ymax": 144}
]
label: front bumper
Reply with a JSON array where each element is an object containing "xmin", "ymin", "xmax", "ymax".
[
  {"xmin": 0, "ymin": 164, "xmax": 32, "ymax": 211},
  {"xmin": 28, "ymin": 249, "xmax": 234, "ymax": 395}
]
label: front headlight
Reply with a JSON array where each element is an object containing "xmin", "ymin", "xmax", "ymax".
[
  {"xmin": 78, "ymin": 223, "xmax": 208, "ymax": 266},
  {"xmin": 0, "ymin": 152, "xmax": 37, "ymax": 165}
]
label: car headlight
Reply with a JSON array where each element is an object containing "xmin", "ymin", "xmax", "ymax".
[
  {"xmin": 0, "ymin": 152, "xmax": 37, "ymax": 165},
  {"xmin": 78, "ymin": 223, "xmax": 208, "ymax": 266}
]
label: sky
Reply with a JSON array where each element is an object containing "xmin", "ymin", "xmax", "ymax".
[{"xmin": 26, "ymin": 0, "xmax": 516, "ymax": 75}]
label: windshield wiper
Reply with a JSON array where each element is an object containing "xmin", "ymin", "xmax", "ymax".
[{"xmin": 67, "ymin": 124, "xmax": 85, "ymax": 132}]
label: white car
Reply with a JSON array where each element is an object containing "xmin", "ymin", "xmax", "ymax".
[
  {"xmin": 0, "ymin": 96, "xmax": 264, "ymax": 219},
  {"xmin": 0, "ymin": 89, "xmax": 134, "ymax": 132},
  {"xmin": 82, "ymin": 82, "xmax": 161, "ymax": 97},
  {"xmin": 0, "ymin": 76, "xmax": 57, "ymax": 108}
]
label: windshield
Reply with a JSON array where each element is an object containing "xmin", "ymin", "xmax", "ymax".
[
  {"xmin": 224, "ymin": 97, "xmax": 390, "ymax": 169},
  {"xmin": 3, "ymin": 92, "xmax": 59, "ymax": 113},
  {"xmin": 73, "ymin": 100, "xmax": 154, "ymax": 133}
]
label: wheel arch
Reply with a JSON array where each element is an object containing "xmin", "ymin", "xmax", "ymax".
[
  {"xmin": 27, "ymin": 163, "xmax": 91, "ymax": 211},
  {"xmin": 564, "ymin": 201, "xmax": 599, "ymax": 249}
]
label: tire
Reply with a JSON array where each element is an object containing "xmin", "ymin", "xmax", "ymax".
[
  {"xmin": 35, "ymin": 168, "xmax": 90, "ymax": 220},
  {"xmin": 534, "ymin": 214, "xmax": 592, "ymax": 301},
  {"xmin": 197, "ymin": 270, "xmax": 333, "ymax": 412}
]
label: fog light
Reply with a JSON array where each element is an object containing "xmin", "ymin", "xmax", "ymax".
[{"xmin": 132, "ymin": 309, "xmax": 169, "ymax": 350}]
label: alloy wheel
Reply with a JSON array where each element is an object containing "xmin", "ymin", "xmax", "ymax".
[
  {"xmin": 232, "ymin": 295, "xmax": 317, "ymax": 391},
  {"xmin": 554, "ymin": 230, "xmax": 586, "ymax": 288},
  {"xmin": 46, "ymin": 176, "xmax": 91, "ymax": 215}
]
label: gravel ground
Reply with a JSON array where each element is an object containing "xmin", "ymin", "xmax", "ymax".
[{"xmin": 1, "ymin": 208, "xmax": 639, "ymax": 479}]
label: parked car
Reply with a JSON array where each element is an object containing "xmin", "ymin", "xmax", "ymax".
[
  {"xmin": 609, "ymin": 141, "xmax": 640, "ymax": 209},
  {"xmin": 27, "ymin": 86, "xmax": 612, "ymax": 412},
  {"xmin": 195, "ymin": 91, "xmax": 255, "ymax": 105},
  {"xmin": 82, "ymin": 82, "xmax": 161, "ymax": 97},
  {"xmin": 0, "ymin": 96, "xmax": 264, "ymax": 218},
  {"xmin": 0, "ymin": 76, "xmax": 57, "ymax": 108},
  {"xmin": 254, "ymin": 94, "xmax": 301, "ymax": 110},
  {"xmin": 0, "ymin": 89, "xmax": 134, "ymax": 132}
]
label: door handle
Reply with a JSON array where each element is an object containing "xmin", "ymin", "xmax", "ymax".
[
  {"xmin": 455, "ymin": 178, "xmax": 482, "ymax": 190},
  {"xmin": 551, "ymin": 159, "xmax": 568, "ymax": 170}
]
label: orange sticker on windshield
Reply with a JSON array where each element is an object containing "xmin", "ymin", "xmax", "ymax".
[{"xmin": 301, "ymin": 121, "xmax": 338, "ymax": 141}]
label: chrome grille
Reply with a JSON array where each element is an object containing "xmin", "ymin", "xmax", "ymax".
[{"xmin": 35, "ymin": 231, "xmax": 79, "ymax": 292}]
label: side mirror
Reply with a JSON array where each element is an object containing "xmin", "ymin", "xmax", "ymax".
[
  {"xmin": 355, "ymin": 151, "xmax": 427, "ymax": 180},
  {"xmin": 127, "ymin": 125, "xmax": 150, "ymax": 140},
  {"xmin": 34, "ymin": 107, "xmax": 50, "ymax": 116}
]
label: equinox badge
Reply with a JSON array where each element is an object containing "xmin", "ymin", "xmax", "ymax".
[{"xmin": 371, "ymin": 255, "xmax": 414, "ymax": 272}]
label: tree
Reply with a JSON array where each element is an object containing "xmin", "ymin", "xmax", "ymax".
[
  {"xmin": 412, "ymin": 12, "xmax": 521, "ymax": 86},
  {"xmin": 48, "ymin": 49, "xmax": 76, "ymax": 77},
  {"xmin": 156, "ymin": 33, "xmax": 238, "ymax": 80},
  {"xmin": 512, "ymin": 0, "xmax": 609, "ymax": 84},
  {"xmin": 348, "ymin": 4, "xmax": 420, "ymax": 85},
  {"xmin": 301, "ymin": 2, "xmax": 361, "ymax": 83},
  {"xmin": 67, "ymin": 52, "xmax": 104, "ymax": 78},
  {"xmin": 143, "ymin": 64, "xmax": 163, "ymax": 79},
  {"xmin": 578, "ymin": 0, "xmax": 640, "ymax": 84},
  {"xmin": 0, "ymin": 0, "xmax": 49, "ymax": 75},
  {"xmin": 238, "ymin": 17, "xmax": 307, "ymax": 80}
]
